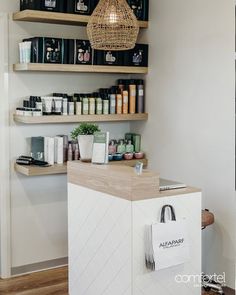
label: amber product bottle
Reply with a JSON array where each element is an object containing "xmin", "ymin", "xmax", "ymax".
[
  {"xmin": 116, "ymin": 89, "xmax": 123, "ymax": 114},
  {"xmin": 129, "ymin": 79, "xmax": 136, "ymax": 114},
  {"xmin": 136, "ymin": 79, "xmax": 145, "ymax": 113},
  {"xmin": 122, "ymin": 86, "xmax": 129, "ymax": 114}
]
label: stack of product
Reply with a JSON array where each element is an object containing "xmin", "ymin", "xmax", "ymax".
[
  {"xmin": 29, "ymin": 132, "xmax": 143, "ymax": 166},
  {"xmin": 19, "ymin": 37, "xmax": 149, "ymax": 67},
  {"xmin": 108, "ymin": 133, "xmax": 144, "ymax": 162},
  {"xmin": 20, "ymin": 0, "xmax": 149, "ymax": 21},
  {"xmin": 15, "ymin": 79, "xmax": 145, "ymax": 117},
  {"xmin": 31, "ymin": 135, "xmax": 79, "ymax": 165}
]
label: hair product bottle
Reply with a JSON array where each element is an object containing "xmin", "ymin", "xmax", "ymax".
[
  {"xmin": 136, "ymin": 79, "xmax": 145, "ymax": 113},
  {"xmin": 68, "ymin": 96, "xmax": 75, "ymax": 115},
  {"xmin": 74, "ymin": 144, "xmax": 80, "ymax": 160},
  {"xmin": 102, "ymin": 93, "xmax": 109, "ymax": 115},
  {"xmin": 89, "ymin": 94, "xmax": 95, "ymax": 115},
  {"xmin": 109, "ymin": 87, "xmax": 117, "ymax": 114},
  {"xmin": 122, "ymin": 86, "xmax": 129, "ymax": 114},
  {"xmin": 82, "ymin": 94, "xmax": 89, "ymax": 115},
  {"xmin": 75, "ymin": 95, "xmax": 82, "ymax": 115},
  {"xmin": 95, "ymin": 93, "xmax": 103, "ymax": 115},
  {"xmin": 68, "ymin": 143, "xmax": 73, "ymax": 161},
  {"xmin": 129, "ymin": 79, "xmax": 136, "ymax": 114},
  {"xmin": 116, "ymin": 90, "xmax": 123, "ymax": 114}
]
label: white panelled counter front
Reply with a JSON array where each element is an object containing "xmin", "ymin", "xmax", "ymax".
[{"xmin": 67, "ymin": 162, "xmax": 201, "ymax": 295}]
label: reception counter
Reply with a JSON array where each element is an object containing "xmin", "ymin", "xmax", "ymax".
[{"xmin": 67, "ymin": 162, "xmax": 202, "ymax": 295}]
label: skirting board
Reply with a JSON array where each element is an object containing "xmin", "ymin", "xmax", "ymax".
[{"xmin": 11, "ymin": 257, "xmax": 68, "ymax": 276}]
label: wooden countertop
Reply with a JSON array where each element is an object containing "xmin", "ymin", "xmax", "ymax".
[{"xmin": 67, "ymin": 161, "xmax": 201, "ymax": 201}]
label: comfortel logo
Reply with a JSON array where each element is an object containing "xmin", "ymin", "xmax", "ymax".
[
  {"xmin": 159, "ymin": 238, "xmax": 184, "ymax": 249},
  {"xmin": 175, "ymin": 273, "xmax": 226, "ymax": 288}
]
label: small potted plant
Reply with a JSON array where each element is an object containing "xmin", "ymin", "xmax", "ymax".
[{"xmin": 71, "ymin": 123, "xmax": 100, "ymax": 162}]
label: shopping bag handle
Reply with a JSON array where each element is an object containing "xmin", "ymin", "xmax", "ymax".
[{"xmin": 160, "ymin": 205, "xmax": 176, "ymax": 223}]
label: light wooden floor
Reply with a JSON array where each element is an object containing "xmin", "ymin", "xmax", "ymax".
[
  {"xmin": 0, "ymin": 266, "xmax": 234, "ymax": 295},
  {"xmin": 0, "ymin": 266, "xmax": 68, "ymax": 295}
]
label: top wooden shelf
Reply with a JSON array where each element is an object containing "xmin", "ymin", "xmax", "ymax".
[
  {"xmin": 13, "ymin": 10, "xmax": 149, "ymax": 28},
  {"xmin": 13, "ymin": 63, "xmax": 148, "ymax": 74}
]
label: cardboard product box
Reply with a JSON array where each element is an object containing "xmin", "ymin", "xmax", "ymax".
[
  {"xmin": 67, "ymin": 0, "xmax": 93, "ymax": 15},
  {"xmin": 23, "ymin": 37, "xmax": 68, "ymax": 64},
  {"xmin": 123, "ymin": 44, "xmax": 148, "ymax": 67},
  {"xmin": 31, "ymin": 137, "xmax": 45, "ymax": 161},
  {"xmin": 93, "ymin": 50, "xmax": 123, "ymax": 66},
  {"xmin": 40, "ymin": 0, "xmax": 66, "ymax": 12},
  {"xmin": 68, "ymin": 39, "xmax": 93, "ymax": 65},
  {"xmin": 127, "ymin": 0, "xmax": 149, "ymax": 21}
]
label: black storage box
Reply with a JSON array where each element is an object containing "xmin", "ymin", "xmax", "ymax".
[
  {"xmin": 40, "ymin": 0, "xmax": 65, "ymax": 12},
  {"xmin": 20, "ymin": 0, "xmax": 65, "ymax": 12},
  {"xmin": 67, "ymin": 0, "xmax": 92, "ymax": 15},
  {"xmin": 127, "ymin": 0, "xmax": 149, "ymax": 21},
  {"xmin": 20, "ymin": 0, "xmax": 40, "ymax": 10},
  {"xmin": 23, "ymin": 37, "xmax": 68, "ymax": 64},
  {"xmin": 123, "ymin": 44, "xmax": 148, "ymax": 67},
  {"xmin": 92, "ymin": 0, "xmax": 99, "ymax": 12},
  {"xmin": 68, "ymin": 39, "xmax": 93, "ymax": 65},
  {"xmin": 94, "ymin": 50, "xmax": 123, "ymax": 66}
]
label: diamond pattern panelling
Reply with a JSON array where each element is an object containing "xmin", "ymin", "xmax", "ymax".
[{"xmin": 68, "ymin": 184, "xmax": 132, "ymax": 295}]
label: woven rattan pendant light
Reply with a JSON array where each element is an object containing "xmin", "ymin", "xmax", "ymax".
[{"xmin": 87, "ymin": 0, "xmax": 139, "ymax": 51}]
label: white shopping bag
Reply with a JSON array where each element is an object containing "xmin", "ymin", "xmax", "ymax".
[{"xmin": 147, "ymin": 205, "xmax": 190, "ymax": 271}]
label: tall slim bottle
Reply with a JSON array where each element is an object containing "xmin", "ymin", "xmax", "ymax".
[
  {"xmin": 136, "ymin": 79, "xmax": 145, "ymax": 113},
  {"xmin": 122, "ymin": 86, "xmax": 129, "ymax": 114},
  {"xmin": 129, "ymin": 80, "xmax": 136, "ymax": 114}
]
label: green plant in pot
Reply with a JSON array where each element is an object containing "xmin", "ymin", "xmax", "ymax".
[{"xmin": 71, "ymin": 123, "xmax": 100, "ymax": 162}]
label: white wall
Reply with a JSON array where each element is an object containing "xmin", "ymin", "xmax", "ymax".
[
  {"xmin": 0, "ymin": 12, "xmax": 11, "ymax": 278},
  {"xmin": 132, "ymin": 0, "xmax": 235, "ymax": 289},
  {"xmin": 1, "ymin": 0, "xmax": 235, "ymax": 287},
  {"xmin": 0, "ymin": 0, "xmax": 134, "ymax": 272}
]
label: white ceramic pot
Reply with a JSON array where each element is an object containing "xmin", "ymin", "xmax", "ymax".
[{"xmin": 78, "ymin": 135, "xmax": 94, "ymax": 162}]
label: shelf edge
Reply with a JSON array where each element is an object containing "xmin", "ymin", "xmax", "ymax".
[
  {"xmin": 13, "ymin": 114, "xmax": 149, "ymax": 124},
  {"xmin": 15, "ymin": 159, "xmax": 148, "ymax": 176},
  {"xmin": 13, "ymin": 10, "xmax": 148, "ymax": 28},
  {"xmin": 13, "ymin": 63, "xmax": 148, "ymax": 74}
]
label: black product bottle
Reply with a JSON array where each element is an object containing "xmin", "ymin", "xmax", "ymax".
[
  {"xmin": 117, "ymin": 79, "xmax": 125, "ymax": 93},
  {"xmin": 135, "ymin": 79, "xmax": 145, "ymax": 113}
]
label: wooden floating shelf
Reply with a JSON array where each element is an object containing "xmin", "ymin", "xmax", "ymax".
[
  {"xmin": 15, "ymin": 158, "xmax": 148, "ymax": 176},
  {"xmin": 13, "ymin": 63, "xmax": 148, "ymax": 74},
  {"xmin": 14, "ymin": 163, "xmax": 67, "ymax": 176},
  {"xmin": 13, "ymin": 113, "xmax": 148, "ymax": 124},
  {"xmin": 13, "ymin": 10, "xmax": 148, "ymax": 28}
]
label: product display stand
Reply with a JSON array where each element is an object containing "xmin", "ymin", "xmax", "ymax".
[{"xmin": 68, "ymin": 162, "xmax": 202, "ymax": 295}]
